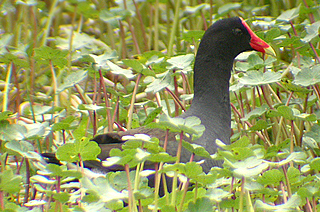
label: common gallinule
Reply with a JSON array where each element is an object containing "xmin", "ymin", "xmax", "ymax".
[{"xmin": 91, "ymin": 17, "xmax": 275, "ymax": 173}]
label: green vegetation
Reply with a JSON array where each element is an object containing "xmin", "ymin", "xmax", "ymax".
[{"xmin": 1, "ymin": 0, "xmax": 320, "ymax": 211}]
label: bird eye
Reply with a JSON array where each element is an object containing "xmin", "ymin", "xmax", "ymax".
[{"xmin": 233, "ymin": 28, "xmax": 243, "ymax": 35}]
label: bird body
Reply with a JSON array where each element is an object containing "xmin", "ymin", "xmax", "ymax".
[
  {"xmin": 43, "ymin": 17, "xmax": 275, "ymax": 179},
  {"xmin": 92, "ymin": 17, "xmax": 275, "ymax": 173}
]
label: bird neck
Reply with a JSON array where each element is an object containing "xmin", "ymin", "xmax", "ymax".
[
  {"xmin": 192, "ymin": 54, "xmax": 233, "ymax": 103},
  {"xmin": 183, "ymin": 54, "xmax": 234, "ymax": 145}
]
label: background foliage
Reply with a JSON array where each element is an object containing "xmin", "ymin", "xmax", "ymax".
[{"xmin": 1, "ymin": 0, "xmax": 320, "ymax": 211}]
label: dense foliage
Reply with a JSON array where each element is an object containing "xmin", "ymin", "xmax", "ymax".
[{"xmin": 1, "ymin": 0, "xmax": 320, "ymax": 211}]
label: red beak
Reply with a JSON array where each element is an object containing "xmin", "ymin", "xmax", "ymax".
[{"xmin": 240, "ymin": 17, "xmax": 275, "ymax": 56}]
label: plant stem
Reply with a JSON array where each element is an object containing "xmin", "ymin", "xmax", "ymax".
[
  {"xmin": 127, "ymin": 73, "xmax": 142, "ymax": 130},
  {"xmin": 282, "ymin": 165, "xmax": 292, "ymax": 198},
  {"xmin": 133, "ymin": 0, "xmax": 148, "ymax": 51},
  {"xmin": 171, "ymin": 131, "xmax": 184, "ymax": 205},
  {"xmin": 98, "ymin": 69, "xmax": 113, "ymax": 132},
  {"xmin": 3, "ymin": 62, "xmax": 12, "ymax": 112},
  {"xmin": 23, "ymin": 158, "xmax": 30, "ymax": 204},
  {"xmin": 239, "ymin": 177, "xmax": 245, "ymax": 212},
  {"xmin": 49, "ymin": 60, "xmax": 58, "ymax": 108},
  {"xmin": 66, "ymin": 4, "xmax": 77, "ymax": 116},
  {"xmin": 125, "ymin": 164, "xmax": 133, "ymax": 212},
  {"xmin": 154, "ymin": 0, "xmax": 159, "ymax": 51},
  {"xmin": 165, "ymin": 87, "xmax": 186, "ymax": 112},
  {"xmin": 167, "ymin": 0, "xmax": 182, "ymax": 56},
  {"xmin": 41, "ymin": 0, "xmax": 59, "ymax": 45}
]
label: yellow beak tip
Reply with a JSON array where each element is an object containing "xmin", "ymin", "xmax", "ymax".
[{"xmin": 265, "ymin": 46, "xmax": 276, "ymax": 57}]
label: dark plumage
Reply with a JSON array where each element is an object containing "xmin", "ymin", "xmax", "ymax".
[
  {"xmin": 92, "ymin": 17, "xmax": 274, "ymax": 172},
  {"xmin": 43, "ymin": 17, "xmax": 275, "ymax": 183}
]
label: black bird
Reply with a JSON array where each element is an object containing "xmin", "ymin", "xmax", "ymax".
[
  {"xmin": 92, "ymin": 17, "xmax": 275, "ymax": 172},
  {"xmin": 43, "ymin": 17, "xmax": 275, "ymax": 180}
]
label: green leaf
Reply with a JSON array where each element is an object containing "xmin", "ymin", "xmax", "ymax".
[
  {"xmin": 89, "ymin": 52, "xmax": 117, "ymax": 68},
  {"xmin": 81, "ymin": 176, "xmax": 127, "ymax": 202},
  {"xmin": 185, "ymin": 162, "xmax": 203, "ymax": 178},
  {"xmin": 56, "ymin": 138, "xmax": 101, "ymax": 163},
  {"xmin": 147, "ymin": 114, "xmax": 204, "ymax": 135},
  {"xmin": 99, "ymin": 8, "xmax": 131, "ymax": 27},
  {"xmin": 248, "ymin": 54, "xmax": 264, "ymax": 69},
  {"xmin": 182, "ymin": 142, "xmax": 211, "ymax": 158},
  {"xmin": 76, "ymin": 1, "xmax": 99, "ymax": 19},
  {"xmin": 0, "ymin": 121, "xmax": 26, "ymax": 141},
  {"xmin": 310, "ymin": 158, "xmax": 320, "ymax": 171},
  {"xmin": 256, "ymin": 194, "xmax": 301, "ymax": 211},
  {"xmin": 206, "ymin": 188, "xmax": 231, "ymax": 202},
  {"xmin": 161, "ymin": 163, "xmax": 186, "ymax": 173},
  {"xmin": 5, "ymin": 140, "xmax": 42, "ymax": 160},
  {"xmin": 24, "ymin": 123, "xmax": 47, "ymax": 139},
  {"xmin": 122, "ymin": 59, "xmax": 144, "ymax": 72},
  {"xmin": 241, "ymin": 104, "xmax": 269, "ymax": 121},
  {"xmin": 231, "ymin": 147, "xmax": 254, "ymax": 160},
  {"xmin": 34, "ymin": 46, "xmax": 68, "ymax": 68},
  {"xmin": 166, "ymin": 54, "xmax": 194, "ymax": 71},
  {"xmin": 143, "ymin": 107, "xmax": 162, "ymax": 125},
  {"xmin": 239, "ymin": 70, "xmax": 281, "ymax": 86},
  {"xmin": 105, "ymin": 200, "xmax": 124, "ymax": 210},
  {"xmin": 250, "ymin": 119, "xmax": 269, "ymax": 131},
  {"xmin": 265, "ymin": 28, "xmax": 281, "ymax": 43},
  {"xmin": 0, "ymin": 169, "xmax": 22, "ymax": 194},
  {"xmin": 57, "ymin": 70, "xmax": 87, "ymax": 93},
  {"xmin": 165, "ymin": 116, "xmax": 205, "ymax": 137},
  {"xmin": 293, "ymin": 64, "xmax": 320, "ymax": 86},
  {"xmin": 257, "ymin": 169, "xmax": 283, "ymax": 186},
  {"xmin": 109, "ymin": 170, "xmax": 148, "ymax": 192},
  {"xmin": 298, "ymin": 187, "xmax": 314, "ymax": 199},
  {"xmin": 185, "ymin": 4, "xmax": 209, "ymax": 15},
  {"xmin": 218, "ymin": 3, "xmax": 241, "ymax": 15},
  {"xmin": 0, "ymin": 34, "xmax": 13, "ymax": 51},
  {"xmin": 0, "ymin": 111, "xmax": 13, "ymax": 121},
  {"xmin": 182, "ymin": 30, "xmax": 205, "ymax": 43},
  {"xmin": 276, "ymin": 5, "xmax": 300, "ymax": 22},
  {"xmin": 295, "ymin": 113, "xmax": 317, "ymax": 121},
  {"xmin": 78, "ymin": 104, "xmax": 105, "ymax": 111},
  {"xmin": 276, "ymin": 105, "xmax": 295, "ymax": 120},
  {"xmin": 236, "ymin": 53, "xmax": 276, "ymax": 72},
  {"xmin": 287, "ymin": 167, "xmax": 300, "ymax": 184},
  {"xmin": 57, "ymin": 32, "xmax": 114, "ymax": 52},
  {"xmin": 45, "ymin": 164, "xmax": 79, "ymax": 178},
  {"xmin": 281, "ymin": 78, "xmax": 311, "ymax": 93},
  {"xmin": 301, "ymin": 21, "xmax": 320, "ymax": 43},
  {"xmin": 53, "ymin": 192, "xmax": 70, "ymax": 204},
  {"xmin": 230, "ymin": 136, "xmax": 251, "ymax": 148},
  {"xmin": 30, "ymin": 175, "xmax": 56, "ymax": 184},
  {"xmin": 147, "ymin": 152, "xmax": 176, "ymax": 163},
  {"xmin": 104, "ymin": 148, "xmax": 139, "ymax": 167},
  {"xmin": 186, "ymin": 197, "xmax": 214, "ymax": 212},
  {"xmin": 145, "ymin": 71, "xmax": 174, "ymax": 93},
  {"xmin": 106, "ymin": 60, "xmax": 135, "ymax": 79},
  {"xmin": 276, "ymin": 151, "xmax": 307, "ymax": 166},
  {"xmin": 73, "ymin": 115, "xmax": 89, "ymax": 140},
  {"xmin": 52, "ymin": 116, "xmax": 75, "ymax": 131},
  {"xmin": 0, "ymin": 53, "xmax": 29, "ymax": 67},
  {"xmin": 233, "ymin": 161, "xmax": 269, "ymax": 178},
  {"xmin": 304, "ymin": 124, "xmax": 320, "ymax": 142}
]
